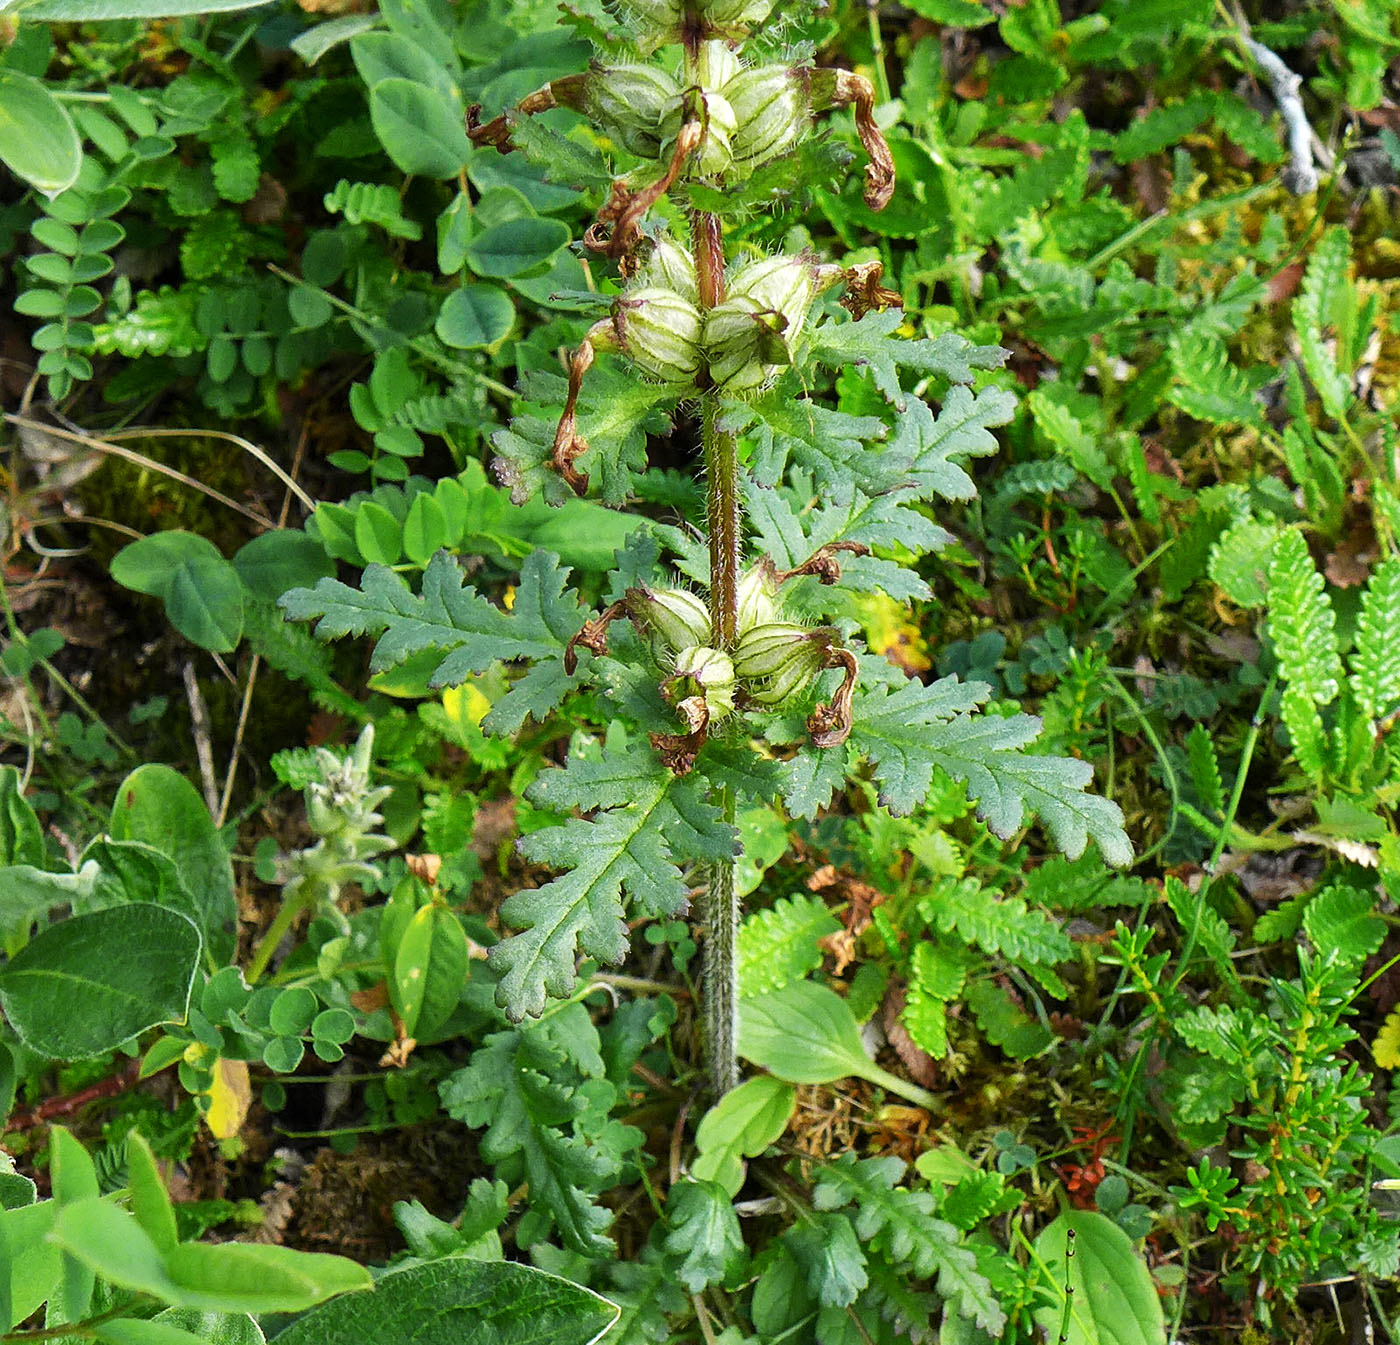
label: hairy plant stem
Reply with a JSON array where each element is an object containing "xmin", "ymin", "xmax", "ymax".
[
  {"xmin": 695, "ymin": 208, "xmax": 742, "ymax": 1096},
  {"xmin": 245, "ymin": 888, "xmax": 316, "ymax": 984}
]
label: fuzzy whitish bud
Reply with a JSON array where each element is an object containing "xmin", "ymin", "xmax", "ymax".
[
  {"xmin": 736, "ymin": 559, "xmax": 779, "ymax": 633},
  {"xmin": 669, "ymin": 645, "xmax": 736, "ymax": 720},
  {"xmin": 661, "ymin": 89, "xmax": 737, "ymax": 178},
  {"xmin": 626, "ymin": 584, "xmax": 712, "ymax": 653},
  {"xmin": 613, "ymin": 286, "xmax": 703, "ymax": 385},
  {"xmin": 639, "ymin": 235, "xmax": 698, "ymax": 301},
  {"xmin": 588, "ymin": 63, "xmax": 682, "ymax": 158},
  {"xmin": 727, "ymin": 66, "xmax": 807, "ymax": 170},
  {"xmin": 704, "ymin": 298, "xmax": 788, "ymax": 394},
  {"xmin": 734, "ymin": 622, "xmax": 835, "ymax": 704}
]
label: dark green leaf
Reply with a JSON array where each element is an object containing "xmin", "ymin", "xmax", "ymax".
[
  {"xmin": 663, "ymin": 1180, "xmax": 745, "ymax": 1293},
  {"xmin": 269, "ymin": 1260, "xmax": 618, "ymax": 1345},
  {"xmin": 109, "ymin": 764, "xmax": 237, "ymax": 966},
  {"xmin": 465, "ymin": 217, "xmax": 570, "ymax": 278},
  {"xmin": 0, "ymin": 905, "xmax": 200, "ymax": 1059},
  {"xmin": 368, "ymin": 78, "xmax": 471, "ymax": 179},
  {"xmin": 436, "ymin": 284, "xmax": 515, "ymax": 349}
]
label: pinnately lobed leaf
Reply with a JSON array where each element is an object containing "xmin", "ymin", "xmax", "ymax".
[{"xmin": 1353, "ymin": 554, "xmax": 1400, "ymax": 722}]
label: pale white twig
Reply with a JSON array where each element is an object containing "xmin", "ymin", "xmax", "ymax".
[
  {"xmin": 183, "ymin": 660, "xmax": 219, "ymax": 816},
  {"xmin": 1243, "ymin": 37, "xmax": 1320, "ymax": 194}
]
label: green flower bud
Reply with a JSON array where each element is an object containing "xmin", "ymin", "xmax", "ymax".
[
  {"xmin": 699, "ymin": 0, "xmax": 772, "ymax": 37},
  {"xmin": 639, "ymin": 235, "xmax": 698, "ymax": 301},
  {"xmin": 729, "ymin": 253, "xmax": 815, "ymax": 328},
  {"xmin": 726, "ymin": 66, "xmax": 807, "ymax": 170},
  {"xmin": 736, "ymin": 558, "xmax": 779, "ymax": 633},
  {"xmin": 703, "ymin": 296, "xmax": 790, "ymax": 393},
  {"xmin": 661, "ymin": 90, "xmax": 737, "ymax": 178},
  {"xmin": 589, "ymin": 63, "xmax": 682, "ymax": 158},
  {"xmin": 626, "ymin": 584, "xmax": 712, "ymax": 653},
  {"xmin": 734, "ymin": 623, "xmax": 835, "ymax": 705},
  {"xmin": 614, "ymin": 0, "xmax": 686, "ymax": 51},
  {"xmin": 613, "ymin": 286, "xmax": 703, "ymax": 385},
  {"xmin": 695, "ymin": 40, "xmax": 742, "ymax": 93},
  {"xmin": 670, "ymin": 645, "xmax": 736, "ymax": 720}
]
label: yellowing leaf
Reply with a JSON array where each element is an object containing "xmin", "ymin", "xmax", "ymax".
[
  {"xmin": 442, "ymin": 682, "xmax": 490, "ymax": 729},
  {"xmin": 1374, "ymin": 1006, "xmax": 1400, "ymax": 1070},
  {"xmin": 204, "ymin": 1057, "xmax": 252, "ymax": 1139}
]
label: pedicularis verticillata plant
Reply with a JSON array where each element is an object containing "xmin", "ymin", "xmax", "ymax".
[{"xmin": 283, "ymin": 0, "xmax": 1133, "ymax": 1096}]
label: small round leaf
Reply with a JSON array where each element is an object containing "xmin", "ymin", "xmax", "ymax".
[{"xmin": 435, "ymin": 284, "xmax": 515, "ymax": 349}]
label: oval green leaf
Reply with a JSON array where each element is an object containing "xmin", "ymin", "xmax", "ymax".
[
  {"xmin": 1032, "ymin": 1210, "xmax": 1167, "ymax": 1345},
  {"xmin": 232, "ymin": 531, "xmax": 335, "ymax": 603},
  {"xmin": 465, "ymin": 217, "xmax": 570, "ymax": 279},
  {"xmin": 0, "ymin": 905, "xmax": 200, "ymax": 1059},
  {"xmin": 738, "ymin": 980, "xmax": 937, "ymax": 1109},
  {"xmin": 435, "ymin": 284, "xmax": 515, "ymax": 350},
  {"xmin": 268, "ymin": 1260, "xmax": 619, "ymax": 1345},
  {"xmin": 0, "ymin": 70, "xmax": 81, "ymax": 195},
  {"xmin": 111, "ymin": 531, "xmax": 221, "ymax": 600},
  {"xmin": 402, "ymin": 492, "xmax": 450, "ymax": 566},
  {"xmin": 111, "ymin": 532, "xmax": 243, "ymax": 652},
  {"xmin": 165, "ymin": 554, "xmax": 244, "ymax": 652},
  {"xmin": 368, "ymin": 78, "xmax": 470, "ymax": 179},
  {"xmin": 353, "ymin": 500, "xmax": 403, "ymax": 566},
  {"xmin": 692, "ymin": 1075, "xmax": 797, "ymax": 1197},
  {"xmin": 109, "ymin": 763, "xmax": 237, "ymax": 966},
  {"xmin": 392, "ymin": 903, "xmax": 469, "ymax": 1039}
]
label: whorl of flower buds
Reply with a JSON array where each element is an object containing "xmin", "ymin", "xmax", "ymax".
[{"xmin": 612, "ymin": 285, "xmax": 704, "ymax": 386}]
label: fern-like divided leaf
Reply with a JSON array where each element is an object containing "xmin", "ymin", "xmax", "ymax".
[
  {"xmin": 918, "ymin": 877, "xmax": 1072, "ymax": 965},
  {"xmin": 849, "ymin": 674, "xmax": 1132, "ymax": 865},
  {"xmin": 1185, "ymin": 724, "xmax": 1225, "ymax": 815},
  {"xmin": 492, "ymin": 361, "xmax": 674, "ymax": 506},
  {"xmin": 808, "ymin": 309, "xmax": 1009, "ymax": 409},
  {"xmin": 323, "ymin": 178, "xmax": 423, "ymax": 240},
  {"xmin": 1293, "ymin": 225, "xmax": 1353, "ymax": 420},
  {"xmin": 737, "ymin": 894, "xmax": 840, "ymax": 998},
  {"xmin": 439, "ymin": 1002, "xmax": 633, "ymax": 1255},
  {"xmin": 280, "ymin": 549, "xmax": 584, "ymax": 734},
  {"xmin": 1167, "ymin": 331, "xmax": 1265, "ymax": 428},
  {"xmin": 491, "ymin": 740, "xmax": 736, "ymax": 1018},
  {"xmin": 811, "ymin": 1154, "xmax": 1006, "ymax": 1337},
  {"xmin": 1353, "ymin": 555, "xmax": 1400, "ymax": 722},
  {"xmin": 1267, "ymin": 529, "xmax": 1343, "ymax": 777}
]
